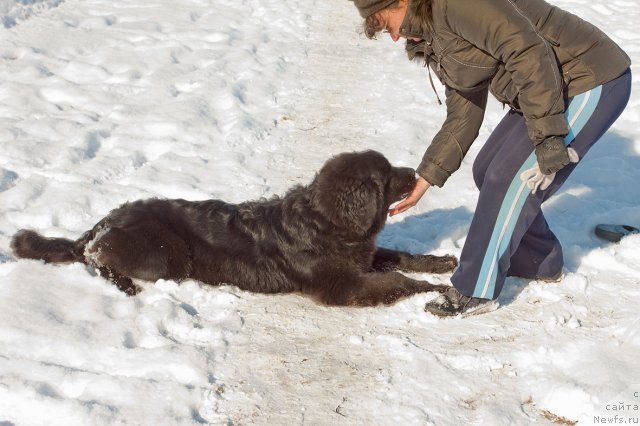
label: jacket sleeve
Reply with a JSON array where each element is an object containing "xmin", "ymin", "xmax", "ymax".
[
  {"xmin": 417, "ymin": 85, "xmax": 488, "ymax": 187},
  {"xmin": 444, "ymin": 0, "xmax": 568, "ymax": 143}
]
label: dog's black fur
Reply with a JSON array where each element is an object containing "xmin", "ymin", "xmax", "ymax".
[{"xmin": 11, "ymin": 150, "xmax": 456, "ymax": 306}]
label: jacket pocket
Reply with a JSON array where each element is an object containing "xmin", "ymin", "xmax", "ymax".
[
  {"xmin": 431, "ymin": 35, "xmax": 498, "ymax": 92},
  {"xmin": 440, "ymin": 54, "xmax": 497, "ymax": 92}
]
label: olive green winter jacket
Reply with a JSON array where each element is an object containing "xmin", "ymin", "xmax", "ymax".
[{"xmin": 400, "ymin": 0, "xmax": 631, "ymax": 187}]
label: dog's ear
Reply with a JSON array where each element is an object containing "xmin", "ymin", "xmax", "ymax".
[{"xmin": 311, "ymin": 155, "xmax": 384, "ymax": 236}]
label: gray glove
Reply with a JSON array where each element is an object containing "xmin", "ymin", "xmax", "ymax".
[
  {"xmin": 521, "ymin": 147, "xmax": 579, "ymax": 194},
  {"xmin": 535, "ymin": 136, "xmax": 571, "ymax": 175}
]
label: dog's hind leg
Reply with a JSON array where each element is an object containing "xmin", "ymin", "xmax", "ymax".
[
  {"xmin": 372, "ymin": 247, "xmax": 458, "ymax": 274},
  {"xmin": 96, "ymin": 266, "xmax": 142, "ymax": 296},
  {"xmin": 86, "ymin": 225, "xmax": 192, "ymax": 293}
]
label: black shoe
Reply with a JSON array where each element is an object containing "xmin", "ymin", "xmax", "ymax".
[
  {"xmin": 535, "ymin": 269, "xmax": 564, "ymax": 283},
  {"xmin": 595, "ymin": 224, "xmax": 639, "ymax": 243},
  {"xmin": 424, "ymin": 287, "xmax": 497, "ymax": 317}
]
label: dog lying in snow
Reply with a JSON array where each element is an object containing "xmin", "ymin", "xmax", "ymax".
[{"xmin": 11, "ymin": 150, "xmax": 456, "ymax": 306}]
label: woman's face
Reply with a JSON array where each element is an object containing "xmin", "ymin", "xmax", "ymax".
[{"xmin": 377, "ymin": 1, "xmax": 421, "ymax": 42}]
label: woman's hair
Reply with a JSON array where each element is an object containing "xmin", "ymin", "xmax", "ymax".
[
  {"xmin": 361, "ymin": 0, "xmax": 433, "ymax": 40},
  {"xmin": 409, "ymin": 0, "xmax": 433, "ymax": 32},
  {"xmin": 361, "ymin": 0, "xmax": 401, "ymax": 40}
]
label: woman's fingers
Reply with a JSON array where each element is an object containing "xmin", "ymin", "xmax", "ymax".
[
  {"xmin": 388, "ymin": 197, "xmax": 416, "ymax": 216},
  {"xmin": 388, "ymin": 177, "xmax": 431, "ymax": 216}
]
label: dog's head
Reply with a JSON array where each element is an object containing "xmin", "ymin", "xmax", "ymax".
[{"xmin": 311, "ymin": 150, "xmax": 416, "ymax": 236}]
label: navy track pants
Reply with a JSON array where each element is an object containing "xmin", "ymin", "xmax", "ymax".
[{"xmin": 451, "ymin": 69, "xmax": 632, "ymax": 300}]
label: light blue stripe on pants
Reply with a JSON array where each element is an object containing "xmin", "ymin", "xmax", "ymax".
[
  {"xmin": 473, "ymin": 88, "xmax": 601, "ymax": 299},
  {"xmin": 451, "ymin": 69, "xmax": 632, "ymax": 300}
]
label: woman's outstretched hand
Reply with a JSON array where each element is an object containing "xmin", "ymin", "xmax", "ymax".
[{"xmin": 388, "ymin": 176, "xmax": 431, "ymax": 216}]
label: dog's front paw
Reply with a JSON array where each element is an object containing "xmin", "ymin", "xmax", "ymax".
[
  {"xmin": 430, "ymin": 283, "xmax": 452, "ymax": 293},
  {"xmin": 411, "ymin": 254, "xmax": 458, "ymax": 273},
  {"xmin": 433, "ymin": 255, "xmax": 458, "ymax": 273}
]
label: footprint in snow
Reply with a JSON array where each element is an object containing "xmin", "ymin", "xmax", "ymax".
[{"xmin": 0, "ymin": 168, "xmax": 18, "ymax": 192}]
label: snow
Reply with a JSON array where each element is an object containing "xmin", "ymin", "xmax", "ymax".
[{"xmin": 1, "ymin": 0, "xmax": 639, "ymax": 424}]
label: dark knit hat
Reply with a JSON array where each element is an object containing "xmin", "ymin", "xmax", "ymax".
[{"xmin": 351, "ymin": 0, "xmax": 397, "ymax": 18}]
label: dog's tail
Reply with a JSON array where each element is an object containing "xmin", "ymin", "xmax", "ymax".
[{"xmin": 11, "ymin": 229, "xmax": 87, "ymax": 264}]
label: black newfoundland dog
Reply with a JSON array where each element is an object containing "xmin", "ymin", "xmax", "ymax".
[{"xmin": 12, "ymin": 150, "xmax": 456, "ymax": 306}]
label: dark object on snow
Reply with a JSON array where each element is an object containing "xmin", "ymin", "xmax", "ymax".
[
  {"xmin": 11, "ymin": 150, "xmax": 457, "ymax": 306},
  {"xmin": 594, "ymin": 224, "xmax": 639, "ymax": 243},
  {"xmin": 424, "ymin": 286, "xmax": 498, "ymax": 317}
]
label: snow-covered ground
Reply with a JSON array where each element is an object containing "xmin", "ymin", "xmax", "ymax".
[{"xmin": 1, "ymin": 0, "xmax": 639, "ymax": 424}]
